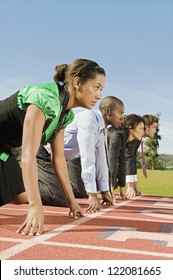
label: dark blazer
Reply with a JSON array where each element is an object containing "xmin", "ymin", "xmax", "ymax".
[
  {"xmin": 107, "ymin": 127, "xmax": 127, "ymax": 188},
  {"xmin": 125, "ymin": 139, "xmax": 140, "ymax": 175}
]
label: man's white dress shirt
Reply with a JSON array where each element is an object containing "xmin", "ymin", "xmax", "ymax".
[{"xmin": 45, "ymin": 109, "xmax": 109, "ymax": 193}]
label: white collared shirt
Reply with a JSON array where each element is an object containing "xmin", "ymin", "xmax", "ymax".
[{"xmin": 46, "ymin": 109, "xmax": 109, "ymax": 193}]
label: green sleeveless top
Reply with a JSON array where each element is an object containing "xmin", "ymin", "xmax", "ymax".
[{"xmin": 0, "ymin": 82, "xmax": 74, "ymax": 161}]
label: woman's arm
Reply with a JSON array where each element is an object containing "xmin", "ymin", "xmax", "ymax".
[
  {"xmin": 51, "ymin": 129, "xmax": 84, "ymax": 218},
  {"xmin": 17, "ymin": 104, "xmax": 46, "ymax": 236}
]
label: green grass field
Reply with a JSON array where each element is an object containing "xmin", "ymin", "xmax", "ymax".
[
  {"xmin": 114, "ymin": 169, "xmax": 173, "ymax": 196},
  {"xmin": 137, "ymin": 169, "xmax": 173, "ymax": 196}
]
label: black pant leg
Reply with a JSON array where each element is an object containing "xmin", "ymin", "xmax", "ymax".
[{"xmin": 67, "ymin": 157, "xmax": 88, "ymax": 198}]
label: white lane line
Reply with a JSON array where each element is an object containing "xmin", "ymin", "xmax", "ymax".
[
  {"xmin": 101, "ymin": 214, "xmax": 173, "ymax": 223},
  {"xmin": 0, "ymin": 207, "xmax": 69, "ymax": 215},
  {"xmin": 0, "ymin": 237, "xmax": 24, "ymax": 243},
  {"xmin": 43, "ymin": 241, "xmax": 173, "ymax": 259}
]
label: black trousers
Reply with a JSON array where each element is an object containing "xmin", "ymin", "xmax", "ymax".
[
  {"xmin": 37, "ymin": 147, "xmax": 88, "ymax": 207},
  {"xmin": 0, "ymin": 148, "xmax": 88, "ymax": 207},
  {"xmin": 0, "ymin": 154, "xmax": 25, "ymax": 206},
  {"xmin": 67, "ymin": 157, "xmax": 88, "ymax": 198}
]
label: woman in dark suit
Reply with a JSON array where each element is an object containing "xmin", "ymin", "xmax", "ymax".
[
  {"xmin": 107, "ymin": 114, "xmax": 145, "ymax": 200},
  {"xmin": 125, "ymin": 114, "xmax": 159, "ymax": 198}
]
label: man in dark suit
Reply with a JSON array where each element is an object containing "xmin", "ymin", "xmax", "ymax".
[{"xmin": 107, "ymin": 126, "xmax": 127, "ymax": 199}]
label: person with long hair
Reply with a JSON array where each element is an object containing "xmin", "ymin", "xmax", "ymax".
[
  {"xmin": 125, "ymin": 114, "xmax": 159, "ymax": 197},
  {"xmin": 0, "ymin": 58, "xmax": 106, "ymax": 235},
  {"xmin": 106, "ymin": 114, "xmax": 145, "ymax": 199}
]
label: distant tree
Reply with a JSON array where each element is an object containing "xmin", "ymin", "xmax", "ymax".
[
  {"xmin": 153, "ymin": 159, "xmax": 166, "ymax": 170},
  {"xmin": 144, "ymin": 113, "xmax": 161, "ymax": 170}
]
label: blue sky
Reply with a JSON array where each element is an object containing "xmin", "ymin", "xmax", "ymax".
[{"xmin": 0, "ymin": 0, "xmax": 173, "ymax": 154}]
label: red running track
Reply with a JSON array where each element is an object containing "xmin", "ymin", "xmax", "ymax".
[{"xmin": 0, "ymin": 195, "xmax": 173, "ymax": 260}]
